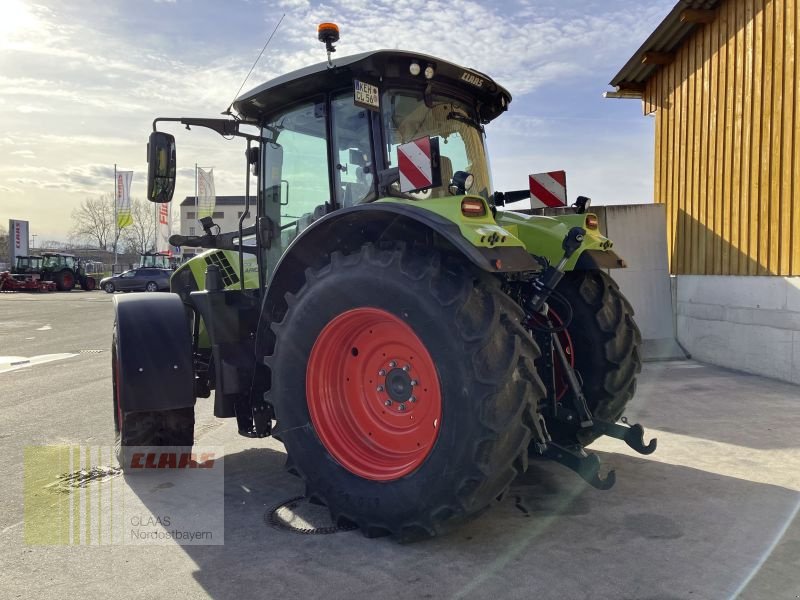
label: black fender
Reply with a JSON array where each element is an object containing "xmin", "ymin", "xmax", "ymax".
[
  {"xmin": 113, "ymin": 293, "xmax": 195, "ymax": 412},
  {"xmin": 264, "ymin": 203, "xmax": 538, "ymax": 320}
]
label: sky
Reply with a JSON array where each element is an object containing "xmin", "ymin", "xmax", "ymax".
[{"xmin": 0, "ymin": 0, "xmax": 674, "ymax": 242}]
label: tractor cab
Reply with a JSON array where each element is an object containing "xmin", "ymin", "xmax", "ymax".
[
  {"xmin": 12, "ymin": 255, "xmax": 43, "ymax": 275},
  {"xmin": 235, "ymin": 50, "xmax": 510, "ymax": 247},
  {"xmin": 139, "ymin": 251, "xmax": 172, "ymax": 270},
  {"xmin": 41, "ymin": 253, "xmax": 76, "ymax": 271},
  {"xmin": 147, "ymin": 45, "xmax": 524, "ymax": 285}
]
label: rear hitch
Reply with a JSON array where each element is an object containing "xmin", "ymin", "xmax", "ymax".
[
  {"xmin": 589, "ymin": 417, "xmax": 657, "ymax": 455},
  {"xmin": 539, "ymin": 443, "xmax": 616, "ymax": 490}
]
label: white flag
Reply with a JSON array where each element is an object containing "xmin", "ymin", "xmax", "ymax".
[
  {"xmin": 116, "ymin": 170, "xmax": 134, "ymax": 229},
  {"xmin": 157, "ymin": 202, "xmax": 171, "ymax": 253},
  {"xmin": 197, "ymin": 168, "xmax": 216, "ymax": 219}
]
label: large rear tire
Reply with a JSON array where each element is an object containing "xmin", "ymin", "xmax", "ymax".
[
  {"xmin": 541, "ymin": 269, "xmax": 641, "ymax": 446},
  {"xmin": 266, "ymin": 245, "xmax": 546, "ymax": 539},
  {"xmin": 54, "ymin": 270, "xmax": 75, "ymax": 292}
]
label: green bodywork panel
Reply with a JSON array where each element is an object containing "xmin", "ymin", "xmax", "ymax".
[
  {"xmin": 174, "ymin": 248, "xmax": 259, "ymax": 291},
  {"xmin": 378, "ymin": 196, "xmax": 615, "ymax": 270},
  {"xmin": 171, "ymin": 249, "xmax": 260, "ymax": 348},
  {"xmin": 495, "ymin": 210, "xmax": 614, "ymax": 270},
  {"xmin": 377, "ymin": 196, "xmax": 526, "ymax": 250}
]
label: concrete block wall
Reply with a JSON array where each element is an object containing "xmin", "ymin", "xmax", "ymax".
[
  {"xmin": 676, "ymin": 276, "xmax": 800, "ymax": 385},
  {"xmin": 534, "ymin": 203, "xmax": 683, "ymax": 360}
]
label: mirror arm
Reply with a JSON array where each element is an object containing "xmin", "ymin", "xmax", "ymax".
[
  {"xmin": 493, "ymin": 189, "xmax": 529, "ymax": 207},
  {"xmin": 152, "ymin": 117, "xmax": 262, "ymax": 142},
  {"xmin": 169, "ymin": 225, "xmax": 259, "ymax": 254}
]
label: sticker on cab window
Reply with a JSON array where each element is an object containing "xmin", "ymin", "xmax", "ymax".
[{"xmin": 353, "ymin": 79, "xmax": 380, "ymax": 111}]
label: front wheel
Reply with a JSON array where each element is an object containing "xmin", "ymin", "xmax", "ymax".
[
  {"xmin": 266, "ymin": 245, "xmax": 545, "ymax": 539},
  {"xmin": 104, "ymin": 283, "xmax": 115, "ymax": 294},
  {"xmin": 536, "ymin": 269, "xmax": 642, "ymax": 446},
  {"xmin": 145, "ymin": 281, "xmax": 158, "ymax": 292},
  {"xmin": 111, "ymin": 324, "xmax": 194, "ymax": 472}
]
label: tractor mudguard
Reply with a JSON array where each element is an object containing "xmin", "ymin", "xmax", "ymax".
[
  {"xmin": 265, "ymin": 202, "xmax": 539, "ymax": 311},
  {"xmin": 495, "ymin": 210, "xmax": 626, "ymax": 270},
  {"xmin": 113, "ymin": 294, "xmax": 195, "ymax": 412}
]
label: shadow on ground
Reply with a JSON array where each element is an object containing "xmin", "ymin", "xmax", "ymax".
[{"xmin": 146, "ymin": 443, "xmax": 800, "ymax": 600}]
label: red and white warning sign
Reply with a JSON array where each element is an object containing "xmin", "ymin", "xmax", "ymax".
[
  {"xmin": 529, "ymin": 170, "xmax": 567, "ymax": 209},
  {"xmin": 398, "ymin": 137, "xmax": 441, "ymax": 193}
]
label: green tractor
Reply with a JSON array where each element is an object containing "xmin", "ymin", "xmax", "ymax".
[
  {"xmin": 40, "ymin": 252, "xmax": 97, "ymax": 291},
  {"xmin": 113, "ymin": 33, "xmax": 654, "ymax": 539},
  {"xmin": 11, "ymin": 255, "xmax": 44, "ymax": 276},
  {"xmin": 139, "ymin": 251, "xmax": 173, "ymax": 270}
]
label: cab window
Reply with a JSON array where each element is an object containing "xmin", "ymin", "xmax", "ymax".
[
  {"xmin": 331, "ymin": 92, "xmax": 374, "ymax": 206},
  {"xmin": 262, "ymin": 100, "xmax": 331, "ymax": 237}
]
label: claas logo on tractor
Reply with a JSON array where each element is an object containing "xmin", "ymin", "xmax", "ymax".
[{"xmin": 116, "ymin": 24, "xmax": 655, "ymax": 541}]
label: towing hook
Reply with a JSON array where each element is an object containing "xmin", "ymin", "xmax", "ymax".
[
  {"xmin": 623, "ymin": 422, "xmax": 658, "ymax": 455},
  {"xmin": 540, "ymin": 443, "xmax": 617, "ymax": 491}
]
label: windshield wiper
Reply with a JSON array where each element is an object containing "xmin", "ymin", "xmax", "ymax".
[{"xmin": 446, "ymin": 111, "xmax": 484, "ymax": 133}]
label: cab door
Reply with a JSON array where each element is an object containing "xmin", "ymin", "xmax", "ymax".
[
  {"xmin": 261, "ymin": 98, "xmax": 332, "ymax": 279},
  {"xmin": 330, "ymin": 90, "xmax": 376, "ymax": 207}
]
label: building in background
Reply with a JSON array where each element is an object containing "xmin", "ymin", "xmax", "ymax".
[
  {"xmin": 609, "ymin": 0, "xmax": 800, "ymax": 384},
  {"xmin": 179, "ymin": 196, "xmax": 256, "ymax": 258}
]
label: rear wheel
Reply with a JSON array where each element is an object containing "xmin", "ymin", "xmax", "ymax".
[
  {"xmin": 266, "ymin": 245, "xmax": 545, "ymax": 539},
  {"xmin": 537, "ymin": 269, "xmax": 641, "ymax": 446},
  {"xmin": 54, "ymin": 270, "xmax": 75, "ymax": 292},
  {"xmin": 145, "ymin": 281, "xmax": 158, "ymax": 292}
]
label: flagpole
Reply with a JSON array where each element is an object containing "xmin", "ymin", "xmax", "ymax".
[
  {"xmin": 153, "ymin": 202, "xmax": 157, "ymax": 252},
  {"xmin": 113, "ymin": 163, "xmax": 117, "ymax": 268}
]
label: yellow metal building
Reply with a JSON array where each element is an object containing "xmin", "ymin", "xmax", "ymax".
[{"xmin": 610, "ymin": 0, "xmax": 799, "ymax": 275}]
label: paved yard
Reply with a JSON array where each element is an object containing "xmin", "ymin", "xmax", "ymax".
[{"xmin": 0, "ymin": 292, "xmax": 798, "ymax": 599}]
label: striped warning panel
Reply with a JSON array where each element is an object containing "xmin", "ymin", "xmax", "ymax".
[
  {"xmin": 398, "ymin": 137, "xmax": 433, "ymax": 192},
  {"xmin": 529, "ymin": 170, "xmax": 567, "ymax": 209}
]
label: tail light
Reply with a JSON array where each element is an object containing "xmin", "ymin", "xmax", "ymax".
[{"xmin": 461, "ymin": 198, "xmax": 486, "ymax": 217}]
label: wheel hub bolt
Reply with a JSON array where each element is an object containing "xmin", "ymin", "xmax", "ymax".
[
  {"xmin": 378, "ymin": 369, "xmax": 386, "ymax": 376},
  {"xmin": 398, "ymin": 403, "xmax": 406, "ymax": 411},
  {"xmin": 410, "ymin": 380, "xmax": 418, "ymax": 387},
  {"xmin": 409, "ymin": 395, "xmax": 417, "ymax": 403},
  {"xmin": 384, "ymin": 399, "xmax": 392, "ymax": 407},
  {"xmin": 388, "ymin": 360, "xmax": 397, "ymax": 368},
  {"xmin": 402, "ymin": 365, "xmax": 410, "ymax": 372},
  {"xmin": 376, "ymin": 385, "xmax": 384, "ymax": 392}
]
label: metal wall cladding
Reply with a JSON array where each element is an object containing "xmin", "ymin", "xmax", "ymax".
[{"xmin": 646, "ymin": 0, "xmax": 800, "ymax": 275}]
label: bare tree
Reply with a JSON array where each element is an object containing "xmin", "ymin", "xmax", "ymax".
[
  {"xmin": 70, "ymin": 195, "xmax": 118, "ymax": 251},
  {"xmin": 120, "ymin": 199, "xmax": 157, "ymax": 255}
]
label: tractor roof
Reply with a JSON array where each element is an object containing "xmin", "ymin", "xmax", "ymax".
[{"xmin": 233, "ymin": 50, "xmax": 511, "ymax": 124}]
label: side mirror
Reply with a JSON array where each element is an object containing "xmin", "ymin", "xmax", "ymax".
[
  {"xmin": 147, "ymin": 131, "xmax": 176, "ymax": 203},
  {"xmin": 397, "ymin": 136, "xmax": 442, "ymax": 194}
]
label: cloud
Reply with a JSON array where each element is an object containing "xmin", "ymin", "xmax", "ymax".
[
  {"xmin": 16, "ymin": 105, "xmax": 49, "ymax": 113},
  {"xmin": 0, "ymin": 0, "xmax": 669, "ymax": 239}
]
